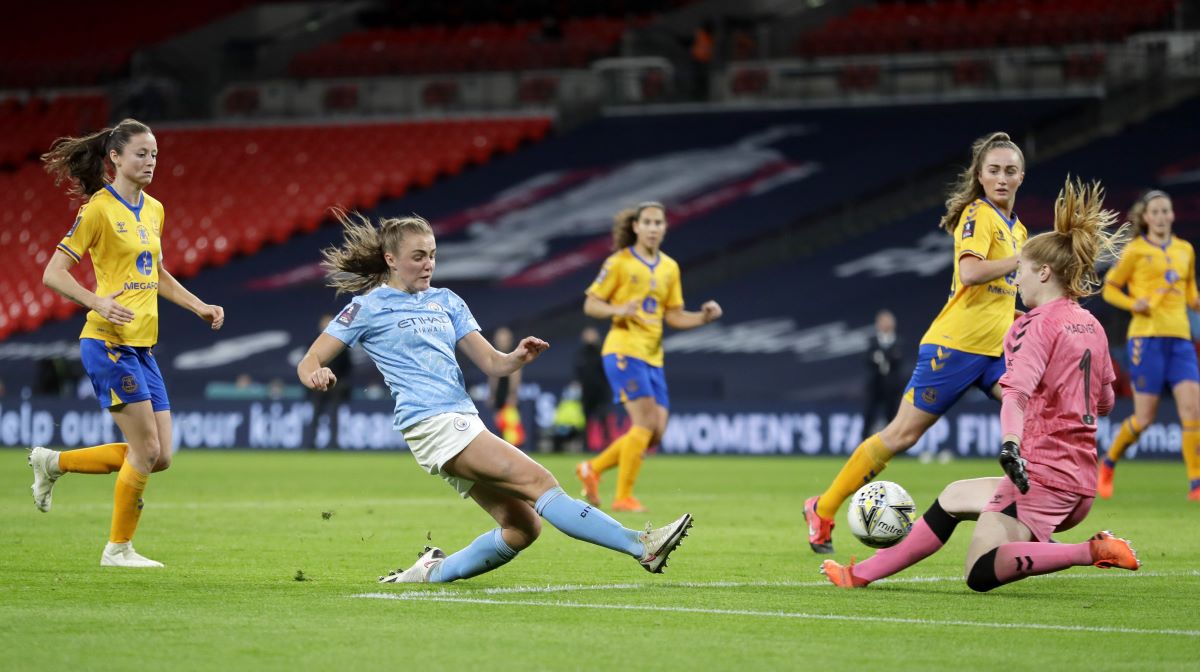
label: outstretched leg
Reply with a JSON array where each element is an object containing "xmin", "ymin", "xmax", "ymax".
[
  {"xmin": 964, "ymin": 514, "xmax": 1139, "ymax": 592},
  {"xmin": 445, "ymin": 431, "xmax": 692, "ymax": 572},
  {"xmin": 823, "ymin": 477, "xmax": 997, "ymax": 588}
]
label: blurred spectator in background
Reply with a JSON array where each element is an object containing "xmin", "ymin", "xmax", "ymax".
[
  {"xmin": 575, "ymin": 325, "xmax": 609, "ymax": 450},
  {"xmin": 863, "ymin": 310, "xmax": 903, "ymax": 435},
  {"xmin": 305, "ymin": 314, "xmax": 353, "ymax": 449},
  {"xmin": 489, "ymin": 326, "xmax": 526, "ymax": 449},
  {"xmin": 552, "ymin": 381, "xmax": 587, "ymax": 453}
]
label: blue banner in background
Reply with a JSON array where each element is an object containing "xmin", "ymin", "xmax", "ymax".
[{"xmin": 0, "ymin": 397, "xmax": 1181, "ymax": 460}]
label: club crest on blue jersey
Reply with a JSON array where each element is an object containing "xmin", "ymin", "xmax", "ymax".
[{"xmin": 425, "ymin": 302, "xmax": 444, "ymax": 312}]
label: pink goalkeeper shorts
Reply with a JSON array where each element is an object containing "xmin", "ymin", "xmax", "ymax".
[{"xmin": 983, "ymin": 477, "xmax": 1094, "ymax": 542}]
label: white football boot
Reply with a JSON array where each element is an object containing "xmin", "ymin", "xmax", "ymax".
[
  {"xmin": 28, "ymin": 446, "xmax": 62, "ymax": 513},
  {"xmin": 101, "ymin": 542, "xmax": 164, "ymax": 568},
  {"xmin": 379, "ymin": 546, "xmax": 446, "ymax": 583},
  {"xmin": 638, "ymin": 513, "xmax": 694, "ymax": 573}
]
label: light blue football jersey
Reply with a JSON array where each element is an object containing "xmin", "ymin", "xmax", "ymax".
[{"xmin": 325, "ymin": 285, "xmax": 480, "ymax": 429}]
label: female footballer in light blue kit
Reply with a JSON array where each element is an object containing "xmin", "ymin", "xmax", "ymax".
[{"xmin": 297, "ymin": 211, "xmax": 693, "ymax": 583}]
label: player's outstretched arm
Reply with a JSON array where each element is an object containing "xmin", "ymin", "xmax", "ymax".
[
  {"xmin": 158, "ymin": 266, "xmax": 224, "ymax": 330},
  {"xmin": 297, "ymin": 333, "xmax": 347, "ymax": 391},
  {"xmin": 664, "ymin": 300, "xmax": 722, "ymax": 330},
  {"xmin": 458, "ymin": 331, "xmax": 548, "ymax": 377}
]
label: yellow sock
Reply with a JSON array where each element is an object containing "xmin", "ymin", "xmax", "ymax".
[
  {"xmin": 59, "ymin": 442, "xmax": 128, "ymax": 474},
  {"xmin": 1105, "ymin": 417, "xmax": 1142, "ymax": 465},
  {"xmin": 110, "ymin": 462, "xmax": 148, "ymax": 544},
  {"xmin": 615, "ymin": 426, "xmax": 654, "ymax": 501},
  {"xmin": 1182, "ymin": 420, "xmax": 1200, "ymax": 483},
  {"xmin": 816, "ymin": 434, "xmax": 892, "ymax": 519},
  {"xmin": 590, "ymin": 431, "xmax": 628, "ymax": 474}
]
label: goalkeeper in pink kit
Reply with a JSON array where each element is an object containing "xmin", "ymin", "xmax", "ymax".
[{"xmin": 823, "ymin": 179, "xmax": 1142, "ymax": 591}]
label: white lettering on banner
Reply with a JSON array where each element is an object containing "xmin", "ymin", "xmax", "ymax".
[
  {"xmin": 663, "ymin": 319, "xmax": 875, "ymax": 362},
  {"xmin": 336, "ymin": 406, "xmax": 408, "ymax": 450},
  {"xmin": 174, "ymin": 331, "xmax": 291, "ymax": 370},
  {"xmin": 956, "ymin": 414, "xmax": 1003, "ymax": 456},
  {"xmin": 0, "ymin": 403, "xmax": 56, "ymax": 447},
  {"xmin": 834, "ymin": 231, "xmax": 954, "ymax": 278},
  {"xmin": 249, "ymin": 403, "xmax": 311, "ymax": 449},
  {"xmin": 661, "ymin": 413, "xmax": 821, "ymax": 455},
  {"xmin": 909, "ymin": 417, "xmax": 951, "ymax": 455},
  {"xmin": 172, "ymin": 411, "xmax": 244, "ymax": 449},
  {"xmin": 60, "ymin": 410, "xmax": 117, "ymax": 446},
  {"xmin": 1135, "ymin": 423, "xmax": 1181, "ymax": 456},
  {"xmin": 828, "ymin": 413, "xmax": 864, "ymax": 454}
]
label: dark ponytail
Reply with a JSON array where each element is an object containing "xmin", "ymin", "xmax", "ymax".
[{"xmin": 41, "ymin": 118, "xmax": 152, "ymax": 199}]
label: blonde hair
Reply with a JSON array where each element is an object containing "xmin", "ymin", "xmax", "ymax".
[
  {"xmin": 321, "ymin": 209, "xmax": 434, "ymax": 295},
  {"xmin": 1126, "ymin": 189, "xmax": 1170, "ymax": 236},
  {"xmin": 939, "ymin": 132, "xmax": 1025, "ymax": 233},
  {"xmin": 1023, "ymin": 177, "xmax": 1125, "ymax": 299},
  {"xmin": 612, "ymin": 201, "xmax": 665, "ymax": 251},
  {"xmin": 41, "ymin": 118, "xmax": 153, "ymax": 199}
]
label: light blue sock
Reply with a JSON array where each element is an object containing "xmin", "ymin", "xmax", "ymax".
[
  {"xmin": 429, "ymin": 528, "xmax": 518, "ymax": 583},
  {"xmin": 534, "ymin": 486, "xmax": 644, "ymax": 557}
]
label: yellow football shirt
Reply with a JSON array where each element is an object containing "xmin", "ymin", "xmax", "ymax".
[
  {"xmin": 1104, "ymin": 235, "xmax": 1197, "ymax": 339},
  {"xmin": 921, "ymin": 198, "xmax": 1027, "ymax": 357},
  {"xmin": 57, "ymin": 185, "xmax": 165, "ymax": 347},
  {"xmin": 586, "ymin": 247, "xmax": 684, "ymax": 367}
]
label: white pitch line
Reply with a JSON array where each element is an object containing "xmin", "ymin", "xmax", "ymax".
[
  {"xmin": 354, "ymin": 593, "xmax": 1200, "ymax": 638},
  {"xmin": 358, "ymin": 569, "xmax": 1199, "ymax": 597}
]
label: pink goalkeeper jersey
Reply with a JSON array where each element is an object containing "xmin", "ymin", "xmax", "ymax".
[{"xmin": 998, "ymin": 297, "xmax": 1115, "ymax": 496}]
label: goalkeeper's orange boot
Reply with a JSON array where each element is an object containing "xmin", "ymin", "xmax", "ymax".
[
  {"xmin": 821, "ymin": 558, "xmax": 868, "ymax": 588},
  {"xmin": 1088, "ymin": 531, "xmax": 1140, "ymax": 570}
]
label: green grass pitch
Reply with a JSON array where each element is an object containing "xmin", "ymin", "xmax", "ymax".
[{"xmin": 2, "ymin": 449, "xmax": 1197, "ymax": 671}]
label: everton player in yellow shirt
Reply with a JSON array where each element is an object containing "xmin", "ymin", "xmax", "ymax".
[
  {"xmin": 29, "ymin": 119, "xmax": 225, "ymax": 567},
  {"xmin": 1099, "ymin": 189, "xmax": 1200, "ymax": 501},
  {"xmin": 806, "ymin": 132, "xmax": 1028, "ymax": 553},
  {"xmin": 576, "ymin": 202, "xmax": 722, "ymax": 512}
]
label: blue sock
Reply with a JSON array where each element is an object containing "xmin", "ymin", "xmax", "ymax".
[
  {"xmin": 429, "ymin": 528, "xmax": 518, "ymax": 583},
  {"xmin": 534, "ymin": 486, "xmax": 644, "ymax": 557}
]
